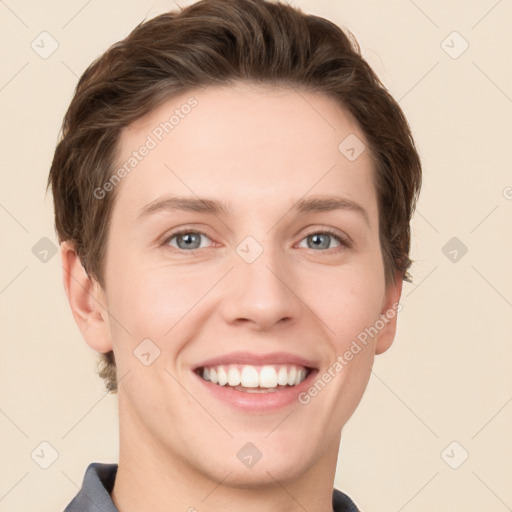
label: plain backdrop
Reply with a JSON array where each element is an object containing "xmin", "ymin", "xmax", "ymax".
[{"xmin": 1, "ymin": 1, "xmax": 511, "ymax": 511}]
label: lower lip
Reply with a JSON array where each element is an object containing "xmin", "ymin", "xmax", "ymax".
[{"xmin": 193, "ymin": 369, "xmax": 318, "ymax": 412}]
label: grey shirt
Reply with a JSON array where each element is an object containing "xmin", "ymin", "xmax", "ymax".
[{"xmin": 63, "ymin": 462, "xmax": 360, "ymax": 512}]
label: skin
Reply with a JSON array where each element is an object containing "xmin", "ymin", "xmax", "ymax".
[{"xmin": 61, "ymin": 82, "xmax": 402, "ymax": 512}]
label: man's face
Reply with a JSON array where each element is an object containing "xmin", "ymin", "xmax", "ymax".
[{"xmin": 95, "ymin": 83, "xmax": 400, "ymax": 485}]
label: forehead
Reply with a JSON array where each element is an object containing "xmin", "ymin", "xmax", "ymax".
[{"xmin": 113, "ymin": 82, "xmax": 376, "ymax": 221}]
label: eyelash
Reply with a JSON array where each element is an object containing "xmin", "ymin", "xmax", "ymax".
[{"xmin": 162, "ymin": 227, "xmax": 351, "ymax": 253}]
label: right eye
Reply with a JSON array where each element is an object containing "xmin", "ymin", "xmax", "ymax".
[{"xmin": 163, "ymin": 230, "xmax": 214, "ymax": 252}]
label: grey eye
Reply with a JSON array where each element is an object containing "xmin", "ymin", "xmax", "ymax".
[
  {"xmin": 300, "ymin": 232, "xmax": 342, "ymax": 250},
  {"xmin": 167, "ymin": 232, "xmax": 210, "ymax": 250}
]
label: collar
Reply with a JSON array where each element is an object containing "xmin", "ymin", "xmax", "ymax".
[{"xmin": 64, "ymin": 462, "xmax": 359, "ymax": 512}]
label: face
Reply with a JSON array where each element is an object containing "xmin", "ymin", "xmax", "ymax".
[{"xmin": 83, "ymin": 83, "xmax": 401, "ymax": 486}]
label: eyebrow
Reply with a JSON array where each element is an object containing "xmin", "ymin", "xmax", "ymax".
[{"xmin": 137, "ymin": 194, "xmax": 371, "ymax": 227}]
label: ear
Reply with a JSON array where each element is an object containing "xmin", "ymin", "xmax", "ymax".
[
  {"xmin": 375, "ymin": 273, "xmax": 403, "ymax": 355},
  {"xmin": 60, "ymin": 241, "xmax": 113, "ymax": 353}
]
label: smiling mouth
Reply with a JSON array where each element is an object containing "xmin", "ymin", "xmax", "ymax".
[{"xmin": 194, "ymin": 363, "xmax": 313, "ymax": 393}]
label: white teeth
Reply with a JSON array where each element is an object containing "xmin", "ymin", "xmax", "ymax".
[
  {"xmin": 217, "ymin": 366, "xmax": 228, "ymax": 386},
  {"xmin": 241, "ymin": 366, "xmax": 259, "ymax": 388},
  {"xmin": 287, "ymin": 366, "xmax": 297, "ymax": 386},
  {"xmin": 199, "ymin": 364, "xmax": 309, "ymax": 389},
  {"xmin": 277, "ymin": 366, "xmax": 288, "ymax": 386},
  {"xmin": 259, "ymin": 366, "xmax": 277, "ymax": 388},
  {"xmin": 227, "ymin": 366, "xmax": 241, "ymax": 386}
]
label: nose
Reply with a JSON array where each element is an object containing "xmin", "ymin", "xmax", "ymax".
[{"xmin": 220, "ymin": 242, "xmax": 303, "ymax": 332}]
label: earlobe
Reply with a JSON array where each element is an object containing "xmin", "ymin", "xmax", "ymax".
[
  {"xmin": 60, "ymin": 241, "xmax": 113, "ymax": 353},
  {"xmin": 375, "ymin": 274, "xmax": 403, "ymax": 355}
]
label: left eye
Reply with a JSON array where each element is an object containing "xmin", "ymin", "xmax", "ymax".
[{"xmin": 297, "ymin": 231, "xmax": 345, "ymax": 250}]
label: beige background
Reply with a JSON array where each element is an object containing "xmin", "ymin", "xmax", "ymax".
[{"xmin": 1, "ymin": 0, "xmax": 511, "ymax": 511}]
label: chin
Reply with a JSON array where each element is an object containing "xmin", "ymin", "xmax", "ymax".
[
  {"xmin": 213, "ymin": 460, "xmax": 309, "ymax": 489},
  {"xmin": 197, "ymin": 438, "xmax": 316, "ymax": 489}
]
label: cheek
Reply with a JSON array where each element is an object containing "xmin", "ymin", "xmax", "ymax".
[
  {"xmin": 108, "ymin": 262, "xmax": 212, "ymax": 342},
  {"xmin": 303, "ymin": 264, "xmax": 385, "ymax": 343}
]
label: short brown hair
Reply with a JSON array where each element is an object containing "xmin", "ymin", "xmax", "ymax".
[{"xmin": 48, "ymin": 0, "xmax": 422, "ymax": 393}]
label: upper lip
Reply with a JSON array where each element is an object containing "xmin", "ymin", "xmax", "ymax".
[{"xmin": 193, "ymin": 351, "xmax": 318, "ymax": 370}]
